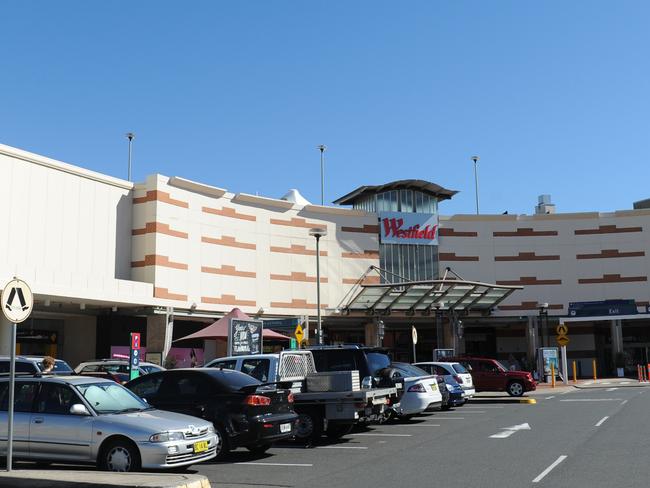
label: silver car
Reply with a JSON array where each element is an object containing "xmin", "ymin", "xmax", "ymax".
[{"xmin": 0, "ymin": 375, "xmax": 218, "ymax": 471}]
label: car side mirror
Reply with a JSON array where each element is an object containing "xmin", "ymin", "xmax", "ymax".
[{"xmin": 70, "ymin": 404, "xmax": 90, "ymax": 416}]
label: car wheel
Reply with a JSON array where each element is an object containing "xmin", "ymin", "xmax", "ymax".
[
  {"xmin": 247, "ymin": 444, "xmax": 271, "ymax": 455},
  {"xmin": 100, "ymin": 439, "xmax": 140, "ymax": 472},
  {"xmin": 507, "ymin": 381, "xmax": 525, "ymax": 397},
  {"xmin": 400, "ymin": 414, "xmax": 415, "ymax": 421},
  {"xmin": 326, "ymin": 423, "xmax": 353, "ymax": 440},
  {"xmin": 214, "ymin": 425, "xmax": 230, "ymax": 461},
  {"xmin": 295, "ymin": 411, "xmax": 323, "ymax": 442}
]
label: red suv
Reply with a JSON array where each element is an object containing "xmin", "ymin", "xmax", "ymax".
[{"xmin": 450, "ymin": 357, "xmax": 536, "ymax": 397}]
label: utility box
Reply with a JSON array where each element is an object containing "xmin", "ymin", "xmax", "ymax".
[{"xmin": 306, "ymin": 371, "xmax": 361, "ymax": 392}]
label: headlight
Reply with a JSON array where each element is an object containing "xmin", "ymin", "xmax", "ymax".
[
  {"xmin": 446, "ymin": 384, "xmax": 454, "ymax": 392},
  {"xmin": 361, "ymin": 376, "xmax": 373, "ymax": 389},
  {"xmin": 149, "ymin": 431, "xmax": 184, "ymax": 442},
  {"xmin": 207, "ymin": 424, "xmax": 215, "ymax": 433}
]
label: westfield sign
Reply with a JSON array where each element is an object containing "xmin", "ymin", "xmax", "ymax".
[{"xmin": 379, "ymin": 212, "xmax": 439, "ymax": 245}]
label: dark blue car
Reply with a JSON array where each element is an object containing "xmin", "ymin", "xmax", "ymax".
[{"xmin": 441, "ymin": 375, "xmax": 465, "ymax": 409}]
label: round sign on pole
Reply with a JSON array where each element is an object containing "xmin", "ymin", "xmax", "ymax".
[
  {"xmin": 1, "ymin": 279, "xmax": 33, "ymax": 324},
  {"xmin": 411, "ymin": 326, "xmax": 418, "ymax": 345}
]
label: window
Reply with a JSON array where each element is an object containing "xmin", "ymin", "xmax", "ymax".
[
  {"xmin": 212, "ymin": 360, "xmax": 237, "ymax": 370},
  {"xmin": 0, "ymin": 382, "xmax": 39, "ymax": 412},
  {"xmin": 176, "ymin": 374, "xmax": 210, "ymax": 397},
  {"xmin": 0, "ymin": 361, "xmax": 37, "ymax": 374},
  {"xmin": 242, "ymin": 359, "xmax": 270, "ymax": 382},
  {"xmin": 80, "ymin": 365, "xmax": 100, "ymax": 373},
  {"xmin": 36, "ymin": 383, "xmax": 79, "ymax": 415},
  {"xmin": 452, "ymin": 363, "xmax": 469, "ymax": 374},
  {"xmin": 129, "ymin": 374, "xmax": 163, "ymax": 399},
  {"xmin": 365, "ymin": 352, "xmax": 391, "ymax": 375}
]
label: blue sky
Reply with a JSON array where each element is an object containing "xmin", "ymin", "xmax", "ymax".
[{"xmin": 1, "ymin": 1, "xmax": 648, "ymax": 215}]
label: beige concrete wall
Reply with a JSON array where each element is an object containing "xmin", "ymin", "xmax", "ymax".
[
  {"xmin": 131, "ymin": 175, "xmax": 380, "ymax": 317},
  {"xmin": 438, "ymin": 212, "xmax": 650, "ymax": 316}
]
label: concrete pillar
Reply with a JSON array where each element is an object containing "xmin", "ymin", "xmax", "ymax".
[
  {"xmin": 61, "ymin": 316, "xmax": 97, "ymax": 368},
  {"xmin": 443, "ymin": 318, "xmax": 454, "ymax": 350},
  {"xmin": 526, "ymin": 316, "xmax": 538, "ymax": 362},
  {"xmin": 0, "ymin": 316, "xmax": 13, "ymax": 356},
  {"xmin": 146, "ymin": 315, "xmax": 167, "ymax": 354},
  {"xmin": 364, "ymin": 321, "xmax": 378, "ymax": 347},
  {"xmin": 610, "ymin": 319, "xmax": 623, "ymax": 354}
]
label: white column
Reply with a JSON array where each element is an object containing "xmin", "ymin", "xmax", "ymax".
[{"xmin": 0, "ymin": 316, "xmax": 13, "ymax": 356}]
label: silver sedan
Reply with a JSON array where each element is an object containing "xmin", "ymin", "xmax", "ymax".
[{"xmin": 0, "ymin": 375, "xmax": 218, "ymax": 471}]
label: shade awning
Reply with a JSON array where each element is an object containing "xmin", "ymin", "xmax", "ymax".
[
  {"xmin": 175, "ymin": 308, "xmax": 291, "ymax": 342},
  {"xmin": 343, "ymin": 279, "xmax": 522, "ymax": 315}
]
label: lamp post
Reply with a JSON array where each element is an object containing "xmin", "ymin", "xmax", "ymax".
[
  {"xmin": 471, "ymin": 156, "xmax": 480, "ymax": 214},
  {"xmin": 317, "ymin": 145, "xmax": 326, "ymax": 206},
  {"xmin": 309, "ymin": 227, "xmax": 327, "ymax": 344},
  {"xmin": 126, "ymin": 132, "xmax": 135, "ymax": 181},
  {"xmin": 538, "ymin": 302, "xmax": 549, "ymax": 347}
]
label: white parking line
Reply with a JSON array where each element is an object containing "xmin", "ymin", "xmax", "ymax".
[
  {"xmin": 545, "ymin": 396, "xmax": 556, "ymax": 400},
  {"xmin": 595, "ymin": 416, "xmax": 609, "ymax": 427},
  {"xmin": 316, "ymin": 446, "xmax": 368, "ymax": 450},
  {"xmin": 464, "ymin": 406, "xmax": 503, "ymax": 409},
  {"xmin": 532, "ymin": 455, "xmax": 568, "ymax": 483},
  {"xmin": 560, "ymin": 399, "xmax": 621, "ymax": 402},
  {"xmin": 350, "ymin": 433, "xmax": 412, "ymax": 437},
  {"xmin": 233, "ymin": 462, "xmax": 314, "ymax": 467},
  {"xmin": 446, "ymin": 410, "xmax": 485, "ymax": 413},
  {"xmin": 606, "ymin": 387, "xmax": 618, "ymax": 392},
  {"xmin": 427, "ymin": 417, "xmax": 465, "ymax": 420},
  {"xmin": 621, "ymin": 400, "xmax": 629, "ymax": 405},
  {"xmin": 400, "ymin": 423, "xmax": 440, "ymax": 427}
]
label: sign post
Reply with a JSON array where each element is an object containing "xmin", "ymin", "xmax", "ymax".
[
  {"xmin": 1, "ymin": 278, "xmax": 33, "ymax": 472},
  {"xmin": 294, "ymin": 324, "xmax": 304, "ymax": 348},
  {"xmin": 411, "ymin": 326, "xmax": 418, "ymax": 363},
  {"xmin": 556, "ymin": 323, "xmax": 569, "ymax": 385},
  {"xmin": 129, "ymin": 332, "xmax": 141, "ymax": 381}
]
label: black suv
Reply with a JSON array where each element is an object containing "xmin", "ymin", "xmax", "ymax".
[{"xmin": 308, "ymin": 345, "xmax": 404, "ymax": 398}]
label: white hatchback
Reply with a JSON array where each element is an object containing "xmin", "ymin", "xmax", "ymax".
[{"xmin": 415, "ymin": 362, "xmax": 475, "ymax": 398}]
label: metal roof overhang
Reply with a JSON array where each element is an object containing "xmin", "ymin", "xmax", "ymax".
[{"xmin": 343, "ymin": 279, "xmax": 522, "ymax": 315}]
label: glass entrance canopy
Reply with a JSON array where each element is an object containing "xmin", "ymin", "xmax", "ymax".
[{"xmin": 343, "ymin": 279, "xmax": 522, "ymax": 315}]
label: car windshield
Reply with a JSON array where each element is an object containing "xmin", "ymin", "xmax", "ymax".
[
  {"xmin": 394, "ymin": 363, "xmax": 430, "ymax": 377},
  {"xmin": 366, "ymin": 352, "xmax": 391, "ymax": 375},
  {"xmin": 452, "ymin": 363, "xmax": 469, "ymax": 374},
  {"xmin": 76, "ymin": 382, "xmax": 151, "ymax": 414},
  {"xmin": 141, "ymin": 364, "xmax": 163, "ymax": 374}
]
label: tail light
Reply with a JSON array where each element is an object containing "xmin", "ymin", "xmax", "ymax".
[
  {"xmin": 244, "ymin": 395, "xmax": 271, "ymax": 406},
  {"xmin": 453, "ymin": 375, "xmax": 463, "ymax": 384},
  {"xmin": 287, "ymin": 393, "xmax": 294, "ymax": 403},
  {"xmin": 408, "ymin": 383, "xmax": 426, "ymax": 393}
]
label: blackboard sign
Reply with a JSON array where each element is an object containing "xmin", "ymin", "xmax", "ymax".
[{"xmin": 229, "ymin": 319, "xmax": 263, "ymax": 356}]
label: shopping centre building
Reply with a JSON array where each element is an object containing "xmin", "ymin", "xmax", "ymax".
[{"xmin": 2, "ymin": 142, "xmax": 650, "ymax": 377}]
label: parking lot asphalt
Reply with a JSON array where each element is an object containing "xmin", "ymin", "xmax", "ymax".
[{"xmin": 190, "ymin": 385, "xmax": 650, "ymax": 488}]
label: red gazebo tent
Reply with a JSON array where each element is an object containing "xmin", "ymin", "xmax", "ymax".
[{"xmin": 174, "ymin": 308, "xmax": 290, "ymax": 342}]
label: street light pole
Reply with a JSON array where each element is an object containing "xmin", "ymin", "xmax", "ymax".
[
  {"xmin": 126, "ymin": 132, "xmax": 135, "ymax": 181},
  {"xmin": 317, "ymin": 145, "xmax": 326, "ymax": 206},
  {"xmin": 309, "ymin": 227, "xmax": 328, "ymax": 344},
  {"xmin": 471, "ymin": 156, "xmax": 480, "ymax": 214}
]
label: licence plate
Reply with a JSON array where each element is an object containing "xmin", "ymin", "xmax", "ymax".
[
  {"xmin": 395, "ymin": 383, "xmax": 403, "ymax": 389},
  {"xmin": 430, "ymin": 383, "xmax": 438, "ymax": 391},
  {"xmin": 280, "ymin": 423, "xmax": 291, "ymax": 433},
  {"xmin": 193, "ymin": 441, "xmax": 209, "ymax": 453}
]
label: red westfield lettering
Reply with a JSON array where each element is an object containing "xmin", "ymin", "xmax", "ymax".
[{"xmin": 382, "ymin": 218, "xmax": 438, "ymax": 240}]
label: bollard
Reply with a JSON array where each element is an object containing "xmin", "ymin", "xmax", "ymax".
[
  {"xmin": 593, "ymin": 359, "xmax": 597, "ymax": 381},
  {"xmin": 638, "ymin": 365, "xmax": 642, "ymax": 383},
  {"xmin": 573, "ymin": 361, "xmax": 577, "ymax": 383},
  {"xmin": 551, "ymin": 362, "xmax": 556, "ymax": 388}
]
